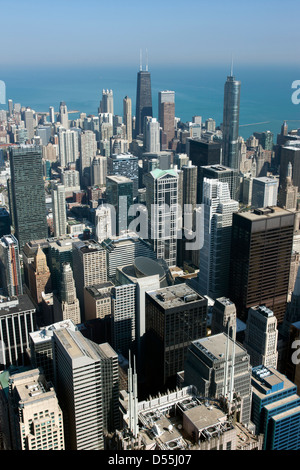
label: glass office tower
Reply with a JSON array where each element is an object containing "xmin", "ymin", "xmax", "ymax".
[{"xmin": 222, "ymin": 72, "xmax": 241, "ymax": 170}]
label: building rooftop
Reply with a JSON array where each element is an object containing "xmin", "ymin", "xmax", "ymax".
[
  {"xmin": 251, "ymin": 366, "xmax": 296, "ymax": 398},
  {"xmin": 147, "ymin": 284, "xmax": 205, "ymax": 310},
  {"xmin": 0, "ymin": 294, "xmax": 35, "ymax": 317},
  {"xmin": 192, "ymin": 333, "xmax": 247, "ymax": 362},
  {"xmin": 29, "ymin": 319, "xmax": 77, "ymax": 344}
]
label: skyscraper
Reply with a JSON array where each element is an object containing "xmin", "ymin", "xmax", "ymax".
[
  {"xmin": 251, "ymin": 366, "xmax": 300, "ymax": 450},
  {"xmin": 0, "ymin": 234, "xmax": 23, "ymax": 297},
  {"xmin": 198, "ymin": 179, "xmax": 239, "ymax": 299},
  {"xmin": 72, "ymin": 239, "xmax": 107, "ymax": 316},
  {"xmin": 9, "ymin": 145, "xmax": 48, "ymax": 247},
  {"xmin": 106, "ymin": 175, "xmax": 133, "ymax": 235},
  {"xmin": 243, "ymin": 305, "xmax": 278, "ymax": 368},
  {"xmin": 229, "ymin": 207, "xmax": 295, "ymax": 323},
  {"xmin": 53, "ymin": 262, "xmax": 81, "ymax": 325},
  {"xmin": 135, "ymin": 64, "xmax": 152, "ymax": 137},
  {"xmin": 52, "ymin": 328, "xmax": 119, "ymax": 450},
  {"xmin": 28, "ymin": 245, "xmax": 52, "ymax": 306},
  {"xmin": 107, "ymin": 152, "xmax": 139, "ymax": 198},
  {"xmin": 145, "ymin": 283, "xmax": 207, "ymax": 394},
  {"xmin": 58, "ymin": 101, "xmax": 68, "ymax": 129},
  {"xmin": 0, "ymin": 295, "xmax": 36, "ymax": 370},
  {"xmin": 80, "ymin": 130, "xmax": 97, "ymax": 187},
  {"xmin": 222, "ymin": 68, "xmax": 241, "ymax": 170},
  {"xmin": 184, "ymin": 333, "xmax": 252, "ymax": 425},
  {"xmin": 111, "ymin": 283, "xmax": 136, "ymax": 358},
  {"xmin": 51, "ymin": 183, "xmax": 67, "ymax": 238},
  {"xmin": 7, "ymin": 368, "xmax": 65, "ymax": 450},
  {"xmin": 58, "ymin": 128, "xmax": 79, "ymax": 168},
  {"xmin": 100, "ymin": 89, "xmax": 114, "ymax": 115},
  {"xmin": 144, "ymin": 117, "xmax": 160, "ymax": 153},
  {"xmin": 251, "ymin": 177, "xmax": 279, "ymax": 209},
  {"xmin": 144, "ymin": 169, "xmax": 178, "ymax": 267},
  {"xmin": 158, "ymin": 90, "xmax": 175, "ymax": 150},
  {"xmin": 123, "ymin": 96, "xmax": 132, "ymax": 144}
]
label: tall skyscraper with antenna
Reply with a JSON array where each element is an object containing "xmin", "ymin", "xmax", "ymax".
[
  {"xmin": 135, "ymin": 50, "xmax": 152, "ymax": 137},
  {"xmin": 222, "ymin": 61, "xmax": 241, "ymax": 170}
]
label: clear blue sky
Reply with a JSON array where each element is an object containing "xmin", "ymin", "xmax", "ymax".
[{"xmin": 0, "ymin": 0, "xmax": 299, "ymax": 67}]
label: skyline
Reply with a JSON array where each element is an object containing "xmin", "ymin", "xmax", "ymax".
[{"xmin": 0, "ymin": 0, "xmax": 300, "ymax": 67}]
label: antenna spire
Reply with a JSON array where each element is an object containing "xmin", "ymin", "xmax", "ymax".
[
  {"xmin": 230, "ymin": 54, "xmax": 233, "ymax": 77},
  {"xmin": 140, "ymin": 49, "xmax": 142, "ymax": 71},
  {"xmin": 146, "ymin": 49, "xmax": 148, "ymax": 71}
]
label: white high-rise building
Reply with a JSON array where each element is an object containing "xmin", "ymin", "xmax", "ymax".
[
  {"xmin": 144, "ymin": 169, "xmax": 178, "ymax": 267},
  {"xmin": 244, "ymin": 305, "xmax": 278, "ymax": 369},
  {"xmin": 198, "ymin": 178, "xmax": 239, "ymax": 299},
  {"xmin": 58, "ymin": 128, "xmax": 79, "ymax": 168},
  {"xmin": 58, "ymin": 101, "xmax": 68, "ymax": 129},
  {"xmin": 145, "ymin": 117, "xmax": 160, "ymax": 153},
  {"xmin": 49, "ymin": 106, "xmax": 55, "ymax": 124},
  {"xmin": 95, "ymin": 204, "xmax": 113, "ymax": 242},
  {"xmin": 111, "ymin": 283, "xmax": 136, "ymax": 358},
  {"xmin": 52, "ymin": 328, "xmax": 119, "ymax": 450},
  {"xmin": 61, "ymin": 168, "xmax": 80, "ymax": 193},
  {"xmin": 123, "ymin": 96, "xmax": 132, "ymax": 144},
  {"xmin": 251, "ymin": 177, "xmax": 279, "ymax": 209},
  {"xmin": 51, "ymin": 183, "xmax": 67, "ymax": 237},
  {"xmin": 100, "ymin": 89, "xmax": 114, "ymax": 115},
  {"xmin": 90, "ymin": 156, "xmax": 107, "ymax": 186}
]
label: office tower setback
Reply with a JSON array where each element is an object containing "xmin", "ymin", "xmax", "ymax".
[
  {"xmin": 53, "ymin": 262, "xmax": 81, "ymax": 324},
  {"xmin": 184, "ymin": 333, "xmax": 252, "ymax": 425},
  {"xmin": 123, "ymin": 96, "xmax": 132, "ymax": 144},
  {"xmin": 135, "ymin": 66, "xmax": 152, "ymax": 136},
  {"xmin": 229, "ymin": 207, "xmax": 295, "ymax": 323},
  {"xmin": 0, "ymin": 235, "xmax": 23, "ymax": 297},
  {"xmin": 251, "ymin": 177, "xmax": 279, "ymax": 209},
  {"xmin": 53, "ymin": 328, "xmax": 119, "ymax": 450},
  {"xmin": 51, "ymin": 183, "xmax": 67, "ymax": 237},
  {"xmin": 144, "ymin": 169, "xmax": 178, "ymax": 267},
  {"xmin": 8, "ymin": 368, "xmax": 65, "ymax": 450},
  {"xmin": 251, "ymin": 366, "xmax": 300, "ymax": 450},
  {"xmin": 145, "ymin": 284, "xmax": 207, "ymax": 394},
  {"xmin": 106, "ymin": 175, "xmax": 133, "ymax": 236},
  {"xmin": 9, "ymin": 145, "xmax": 48, "ymax": 247},
  {"xmin": 244, "ymin": 305, "xmax": 278, "ymax": 368},
  {"xmin": 222, "ymin": 69, "xmax": 241, "ymax": 170},
  {"xmin": 0, "ymin": 295, "xmax": 36, "ymax": 370},
  {"xmin": 198, "ymin": 179, "xmax": 239, "ymax": 299}
]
